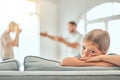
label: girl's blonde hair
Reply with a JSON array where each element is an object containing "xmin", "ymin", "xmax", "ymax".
[{"xmin": 83, "ymin": 29, "xmax": 110, "ymax": 54}]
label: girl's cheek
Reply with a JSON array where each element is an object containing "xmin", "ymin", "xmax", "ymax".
[
  {"xmin": 90, "ymin": 52, "xmax": 100, "ymax": 57},
  {"xmin": 82, "ymin": 50, "xmax": 89, "ymax": 57},
  {"xmin": 90, "ymin": 53, "xmax": 97, "ymax": 57},
  {"xmin": 81, "ymin": 49, "xmax": 85, "ymax": 57}
]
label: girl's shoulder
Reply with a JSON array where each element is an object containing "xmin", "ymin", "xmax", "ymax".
[
  {"xmin": 108, "ymin": 53, "xmax": 118, "ymax": 55},
  {"xmin": 75, "ymin": 53, "xmax": 81, "ymax": 58}
]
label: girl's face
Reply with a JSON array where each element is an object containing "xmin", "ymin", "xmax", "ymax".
[{"xmin": 82, "ymin": 41, "xmax": 103, "ymax": 57}]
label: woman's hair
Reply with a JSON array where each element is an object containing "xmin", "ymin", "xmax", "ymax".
[
  {"xmin": 83, "ymin": 29, "xmax": 110, "ymax": 54},
  {"xmin": 9, "ymin": 21, "xmax": 17, "ymax": 28}
]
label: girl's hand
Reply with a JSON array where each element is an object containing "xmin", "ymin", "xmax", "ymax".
[
  {"xmin": 79, "ymin": 57, "xmax": 114, "ymax": 67},
  {"xmin": 79, "ymin": 55, "xmax": 104, "ymax": 62},
  {"xmin": 85, "ymin": 55, "xmax": 104, "ymax": 62}
]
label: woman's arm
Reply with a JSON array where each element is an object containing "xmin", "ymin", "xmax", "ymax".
[{"xmin": 61, "ymin": 57, "xmax": 112, "ymax": 67}]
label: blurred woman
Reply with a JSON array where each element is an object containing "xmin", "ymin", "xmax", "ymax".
[{"xmin": 0, "ymin": 21, "xmax": 22, "ymax": 61}]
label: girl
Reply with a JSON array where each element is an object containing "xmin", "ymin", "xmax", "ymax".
[{"xmin": 61, "ymin": 29, "xmax": 120, "ymax": 67}]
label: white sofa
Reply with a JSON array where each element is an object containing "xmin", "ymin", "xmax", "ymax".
[{"xmin": 0, "ymin": 56, "xmax": 120, "ymax": 80}]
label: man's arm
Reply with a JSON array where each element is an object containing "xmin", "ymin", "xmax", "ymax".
[
  {"xmin": 40, "ymin": 32, "xmax": 58, "ymax": 40},
  {"xmin": 62, "ymin": 39, "xmax": 80, "ymax": 48},
  {"xmin": 47, "ymin": 34, "xmax": 57, "ymax": 40},
  {"xmin": 40, "ymin": 32, "xmax": 80, "ymax": 48},
  {"xmin": 61, "ymin": 57, "xmax": 113, "ymax": 67},
  {"xmin": 57, "ymin": 37, "xmax": 80, "ymax": 48}
]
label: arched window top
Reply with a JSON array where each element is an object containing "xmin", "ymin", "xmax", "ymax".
[{"xmin": 87, "ymin": 2, "xmax": 120, "ymax": 20}]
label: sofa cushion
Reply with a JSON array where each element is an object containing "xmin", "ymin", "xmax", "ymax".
[
  {"xmin": 0, "ymin": 59, "xmax": 20, "ymax": 71},
  {"xmin": 24, "ymin": 56, "xmax": 60, "ymax": 71},
  {"xmin": 24, "ymin": 56, "xmax": 120, "ymax": 71}
]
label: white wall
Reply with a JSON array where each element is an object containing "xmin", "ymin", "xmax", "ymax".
[{"xmin": 38, "ymin": 0, "xmax": 59, "ymax": 60}]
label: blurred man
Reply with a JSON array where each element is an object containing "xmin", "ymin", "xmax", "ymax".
[
  {"xmin": 40, "ymin": 21, "xmax": 83, "ymax": 57},
  {"xmin": 0, "ymin": 21, "xmax": 22, "ymax": 61}
]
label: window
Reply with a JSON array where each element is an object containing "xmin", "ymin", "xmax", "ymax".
[
  {"xmin": 112, "ymin": 3, "xmax": 120, "ymax": 15},
  {"xmin": 108, "ymin": 19, "xmax": 120, "ymax": 53},
  {"xmin": 87, "ymin": 2, "xmax": 120, "ymax": 20},
  {"xmin": 0, "ymin": 0, "xmax": 40, "ymax": 68},
  {"xmin": 87, "ymin": 22, "xmax": 105, "ymax": 32},
  {"xmin": 87, "ymin": 3, "xmax": 112, "ymax": 20},
  {"xmin": 77, "ymin": 19, "xmax": 85, "ymax": 34}
]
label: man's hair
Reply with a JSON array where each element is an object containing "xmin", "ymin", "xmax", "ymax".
[{"xmin": 68, "ymin": 21, "xmax": 77, "ymax": 27}]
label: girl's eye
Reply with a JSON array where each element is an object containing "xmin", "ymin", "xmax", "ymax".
[
  {"xmin": 90, "ymin": 50, "xmax": 95, "ymax": 53},
  {"xmin": 82, "ymin": 46, "xmax": 85, "ymax": 50}
]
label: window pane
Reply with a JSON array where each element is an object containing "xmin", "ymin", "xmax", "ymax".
[
  {"xmin": 87, "ymin": 22, "xmax": 105, "ymax": 32},
  {"xmin": 87, "ymin": 3, "xmax": 112, "ymax": 20},
  {"xmin": 108, "ymin": 20, "xmax": 120, "ymax": 54},
  {"xmin": 113, "ymin": 2, "xmax": 120, "ymax": 15},
  {"xmin": 77, "ymin": 19, "xmax": 85, "ymax": 34}
]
